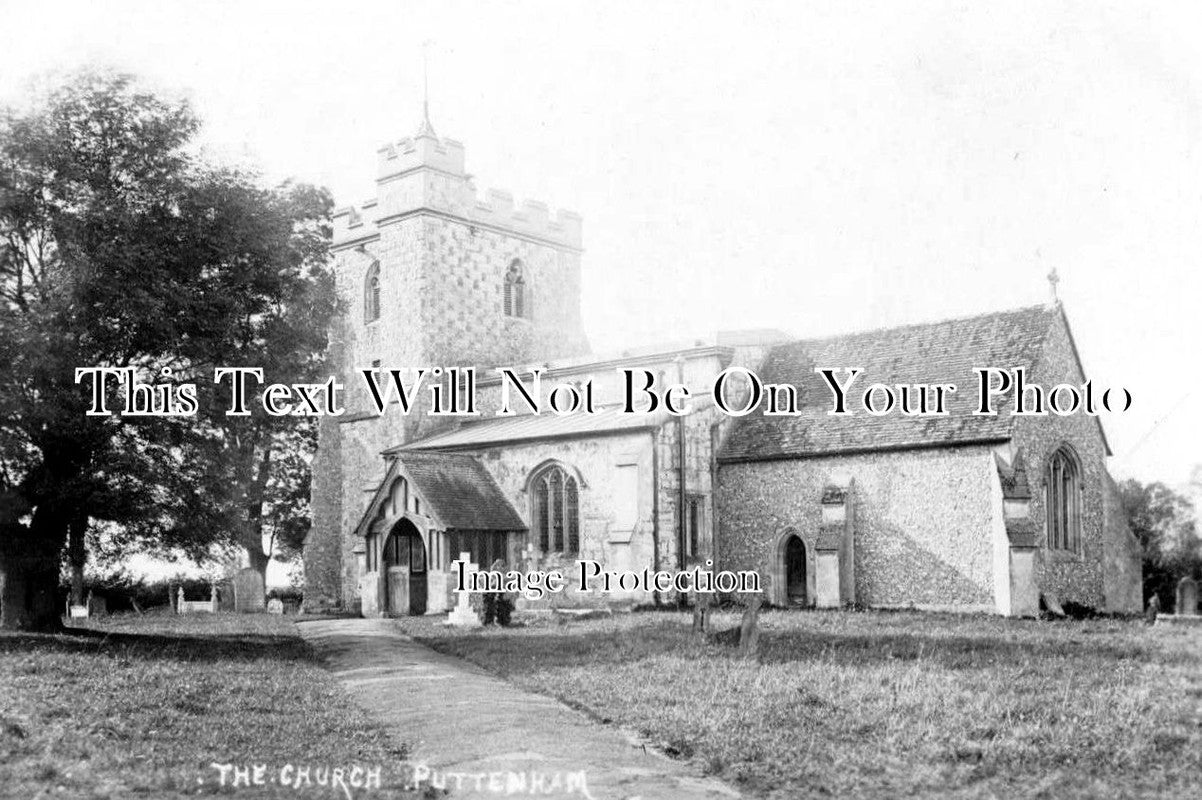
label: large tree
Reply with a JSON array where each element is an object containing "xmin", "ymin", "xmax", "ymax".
[
  {"xmin": 0, "ymin": 70, "xmax": 334, "ymax": 630},
  {"xmin": 139, "ymin": 176, "xmax": 334, "ymax": 593},
  {"xmin": 1118, "ymin": 478, "xmax": 1200, "ymax": 609}
]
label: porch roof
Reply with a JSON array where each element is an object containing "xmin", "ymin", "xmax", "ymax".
[
  {"xmin": 394, "ymin": 451, "xmax": 526, "ymax": 531},
  {"xmin": 355, "ymin": 451, "xmax": 526, "ymax": 538}
]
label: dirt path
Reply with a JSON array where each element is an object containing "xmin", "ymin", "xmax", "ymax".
[{"xmin": 298, "ymin": 618, "xmax": 740, "ymax": 800}]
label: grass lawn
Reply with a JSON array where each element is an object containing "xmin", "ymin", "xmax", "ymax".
[
  {"xmin": 393, "ymin": 608, "xmax": 1202, "ymax": 799},
  {"xmin": 0, "ymin": 611, "xmax": 415, "ymax": 798}
]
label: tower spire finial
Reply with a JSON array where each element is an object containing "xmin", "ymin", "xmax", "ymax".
[
  {"xmin": 417, "ymin": 40, "xmax": 436, "ymax": 138},
  {"xmin": 1047, "ymin": 267, "xmax": 1060, "ymax": 306}
]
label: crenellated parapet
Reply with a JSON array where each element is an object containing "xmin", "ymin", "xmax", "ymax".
[
  {"xmin": 332, "ymin": 129, "xmax": 582, "ymax": 251},
  {"xmin": 377, "ymin": 133, "xmax": 466, "ymax": 177}
]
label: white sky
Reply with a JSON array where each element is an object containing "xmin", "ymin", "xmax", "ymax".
[{"xmin": 2, "ymin": 0, "xmax": 1200, "ymax": 489}]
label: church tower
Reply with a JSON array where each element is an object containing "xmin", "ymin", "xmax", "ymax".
[
  {"xmin": 303, "ymin": 117, "xmax": 590, "ymax": 611},
  {"xmin": 335, "ymin": 116, "xmax": 589, "ymax": 376}
]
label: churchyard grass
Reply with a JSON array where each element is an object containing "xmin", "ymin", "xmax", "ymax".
[
  {"xmin": 394, "ymin": 609, "xmax": 1202, "ymax": 799},
  {"xmin": 0, "ymin": 611, "xmax": 412, "ymax": 798}
]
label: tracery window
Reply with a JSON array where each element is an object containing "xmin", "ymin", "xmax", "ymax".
[
  {"xmin": 1046, "ymin": 446, "xmax": 1082, "ymax": 551},
  {"xmin": 530, "ymin": 464, "xmax": 579, "ymax": 554},
  {"xmin": 504, "ymin": 259, "xmax": 526, "ymax": 318}
]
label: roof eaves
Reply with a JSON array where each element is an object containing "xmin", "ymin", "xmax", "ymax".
[
  {"xmin": 1051, "ymin": 303, "xmax": 1113, "ymax": 457},
  {"xmin": 716, "ymin": 435, "xmax": 1012, "ymax": 465},
  {"xmin": 397, "ymin": 422, "xmax": 662, "ymax": 453}
]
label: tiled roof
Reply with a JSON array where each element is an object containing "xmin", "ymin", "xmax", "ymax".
[
  {"xmin": 719, "ymin": 305, "xmax": 1058, "ymax": 462},
  {"xmin": 392, "ymin": 451, "xmax": 526, "ymax": 531}
]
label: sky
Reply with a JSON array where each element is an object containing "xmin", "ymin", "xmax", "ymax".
[{"xmin": 1, "ymin": 0, "xmax": 1200, "ymax": 491}]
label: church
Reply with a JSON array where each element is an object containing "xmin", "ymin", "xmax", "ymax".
[{"xmin": 301, "ymin": 115, "xmax": 1143, "ymax": 619}]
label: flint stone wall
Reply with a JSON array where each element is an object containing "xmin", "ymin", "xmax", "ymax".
[{"xmin": 718, "ymin": 445, "xmax": 1000, "ymax": 609}]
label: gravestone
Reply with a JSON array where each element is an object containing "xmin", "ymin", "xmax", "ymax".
[
  {"xmin": 86, "ymin": 591, "xmax": 107, "ymax": 617},
  {"xmin": 233, "ymin": 568, "xmax": 266, "ymax": 613},
  {"xmin": 266, "ymin": 598, "xmax": 284, "ymax": 615},
  {"xmin": 1145, "ymin": 595, "xmax": 1160, "ymax": 625},
  {"xmin": 447, "ymin": 552, "xmax": 482, "ymax": 628},
  {"xmin": 706, "ymin": 594, "xmax": 763, "ymax": 659},
  {"xmin": 217, "ymin": 583, "xmax": 236, "ymax": 611},
  {"xmin": 1176, "ymin": 577, "xmax": 1199, "ymax": 616},
  {"xmin": 738, "ymin": 595, "xmax": 763, "ymax": 660},
  {"xmin": 691, "ymin": 592, "xmax": 712, "ymax": 636}
]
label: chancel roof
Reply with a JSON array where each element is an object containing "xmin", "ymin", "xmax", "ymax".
[{"xmin": 719, "ymin": 304, "xmax": 1069, "ymax": 462}]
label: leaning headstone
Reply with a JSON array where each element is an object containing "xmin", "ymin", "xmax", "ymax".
[
  {"xmin": 447, "ymin": 552, "xmax": 482, "ymax": 628},
  {"xmin": 1176, "ymin": 578, "xmax": 1199, "ymax": 616},
  {"xmin": 706, "ymin": 594, "xmax": 763, "ymax": 659},
  {"xmin": 266, "ymin": 598, "xmax": 284, "ymax": 615},
  {"xmin": 233, "ymin": 568, "xmax": 266, "ymax": 613}
]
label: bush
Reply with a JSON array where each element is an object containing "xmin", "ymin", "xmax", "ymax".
[
  {"xmin": 482, "ymin": 593, "xmax": 514, "ymax": 626},
  {"xmin": 75, "ymin": 571, "xmax": 229, "ymax": 613},
  {"xmin": 266, "ymin": 586, "xmax": 304, "ymax": 605}
]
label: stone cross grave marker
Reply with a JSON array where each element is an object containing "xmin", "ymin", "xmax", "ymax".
[
  {"xmin": 447, "ymin": 551, "xmax": 482, "ymax": 628},
  {"xmin": 233, "ymin": 567, "xmax": 266, "ymax": 613},
  {"xmin": 1176, "ymin": 577, "xmax": 1199, "ymax": 616}
]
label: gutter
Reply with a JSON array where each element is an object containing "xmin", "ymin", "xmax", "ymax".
[
  {"xmin": 710, "ymin": 420, "xmax": 722, "ymax": 568},
  {"xmin": 675, "ymin": 356, "xmax": 688, "ymax": 574},
  {"xmin": 650, "ymin": 429, "xmax": 661, "ymax": 607},
  {"xmin": 716, "ymin": 436, "xmax": 1012, "ymax": 465}
]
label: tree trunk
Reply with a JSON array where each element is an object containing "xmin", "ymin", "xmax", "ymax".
[
  {"xmin": 0, "ymin": 522, "xmax": 63, "ymax": 632},
  {"xmin": 68, "ymin": 514, "xmax": 87, "ymax": 605},
  {"xmin": 246, "ymin": 545, "xmax": 270, "ymax": 593},
  {"xmin": 237, "ymin": 442, "xmax": 273, "ymax": 598}
]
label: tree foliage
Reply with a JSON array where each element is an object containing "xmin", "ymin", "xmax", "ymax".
[
  {"xmin": 0, "ymin": 69, "xmax": 334, "ymax": 629},
  {"xmin": 1118, "ymin": 477, "xmax": 1201, "ymax": 610}
]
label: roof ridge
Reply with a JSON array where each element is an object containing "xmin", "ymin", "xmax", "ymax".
[{"xmin": 780, "ymin": 303, "xmax": 1053, "ymax": 349}]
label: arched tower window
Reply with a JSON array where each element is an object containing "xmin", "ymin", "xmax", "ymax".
[
  {"xmin": 1046, "ymin": 446, "xmax": 1082, "ymax": 551},
  {"xmin": 365, "ymin": 260, "xmax": 381, "ymax": 323},
  {"xmin": 504, "ymin": 259, "xmax": 526, "ymax": 319},
  {"xmin": 530, "ymin": 463, "xmax": 579, "ymax": 554}
]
